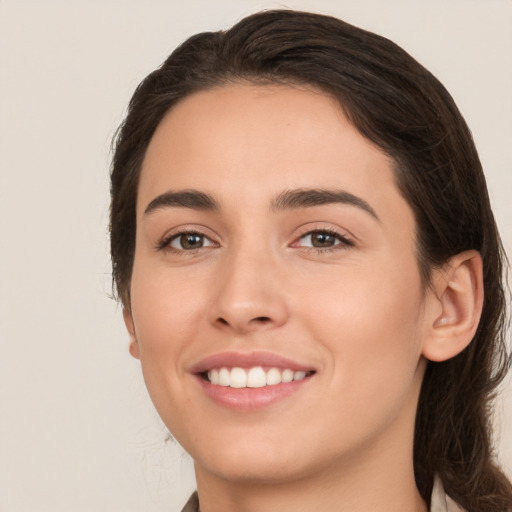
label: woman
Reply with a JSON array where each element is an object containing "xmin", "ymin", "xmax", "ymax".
[{"xmin": 109, "ymin": 10, "xmax": 512, "ymax": 512}]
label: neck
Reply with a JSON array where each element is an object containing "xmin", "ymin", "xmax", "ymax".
[{"xmin": 194, "ymin": 434, "xmax": 428, "ymax": 512}]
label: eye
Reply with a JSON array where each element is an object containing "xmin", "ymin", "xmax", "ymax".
[
  {"xmin": 167, "ymin": 232, "xmax": 216, "ymax": 251},
  {"xmin": 296, "ymin": 230, "xmax": 354, "ymax": 249}
]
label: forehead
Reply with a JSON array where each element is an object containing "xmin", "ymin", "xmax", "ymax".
[{"xmin": 138, "ymin": 83, "xmax": 413, "ymax": 233}]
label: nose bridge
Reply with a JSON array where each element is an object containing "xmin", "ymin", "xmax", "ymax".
[{"xmin": 210, "ymin": 234, "xmax": 288, "ymax": 332}]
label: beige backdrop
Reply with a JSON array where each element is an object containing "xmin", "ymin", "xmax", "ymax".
[{"xmin": 0, "ymin": 0, "xmax": 510, "ymax": 510}]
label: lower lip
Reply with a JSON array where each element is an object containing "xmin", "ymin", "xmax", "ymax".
[{"xmin": 194, "ymin": 375, "xmax": 313, "ymax": 411}]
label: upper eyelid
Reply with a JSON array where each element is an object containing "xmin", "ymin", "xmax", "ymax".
[
  {"xmin": 155, "ymin": 223, "xmax": 356, "ymax": 249},
  {"xmin": 159, "ymin": 224, "xmax": 219, "ymax": 242},
  {"xmin": 294, "ymin": 230, "xmax": 354, "ymax": 247},
  {"xmin": 293, "ymin": 224, "xmax": 356, "ymax": 242},
  {"xmin": 157, "ymin": 227, "xmax": 218, "ymax": 251},
  {"xmin": 300, "ymin": 230, "xmax": 350, "ymax": 241}
]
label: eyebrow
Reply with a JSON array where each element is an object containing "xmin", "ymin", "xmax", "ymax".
[
  {"xmin": 144, "ymin": 189, "xmax": 220, "ymax": 214},
  {"xmin": 271, "ymin": 188, "xmax": 379, "ymax": 220},
  {"xmin": 144, "ymin": 187, "xmax": 379, "ymax": 221}
]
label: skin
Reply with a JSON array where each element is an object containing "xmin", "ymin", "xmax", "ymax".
[{"xmin": 124, "ymin": 83, "xmax": 482, "ymax": 512}]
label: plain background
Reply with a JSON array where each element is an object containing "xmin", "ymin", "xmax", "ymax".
[{"xmin": 0, "ymin": 0, "xmax": 511, "ymax": 510}]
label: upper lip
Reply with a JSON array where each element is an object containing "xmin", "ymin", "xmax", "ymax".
[{"xmin": 190, "ymin": 351, "xmax": 316, "ymax": 374}]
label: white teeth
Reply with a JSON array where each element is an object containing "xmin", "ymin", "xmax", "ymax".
[
  {"xmin": 282, "ymin": 369, "xmax": 294, "ymax": 383},
  {"xmin": 206, "ymin": 366, "xmax": 312, "ymax": 388},
  {"xmin": 266, "ymin": 367, "xmax": 281, "ymax": 386},
  {"xmin": 230, "ymin": 367, "xmax": 247, "ymax": 388},
  {"xmin": 247, "ymin": 367, "xmax": 267, "ymax": 388},
  {"xmin": 208, "ymin": 369, "xmax": 219, "ymax": 385},
  {"xmin": 219, "ymin": 367, "xmax": 230, "ymax": 386}
]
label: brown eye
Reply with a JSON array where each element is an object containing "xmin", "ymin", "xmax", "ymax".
[
  {"xmin": 310, "ymin": 232, "xmax": 337, "ymax": 247},
  {"xmin": 169, "ymin": 232, "xmax": 214, "ymax": 250},
  {"xmin": 297, "ymin": 230, "xmax": 353, "ymax": 249}
]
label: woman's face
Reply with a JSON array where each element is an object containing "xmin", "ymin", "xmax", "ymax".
[{"xmin": 126, "ymin": 83, "xmax": 435, "ymax": 484}]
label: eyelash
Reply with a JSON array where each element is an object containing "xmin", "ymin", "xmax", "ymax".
[
  {"xmin": 157, "ymin": 229, "xmax": 216, "ymax": 254},
  {"xmin": 293, "ymin": 228, "xmax": 355, "ymax": 253},
  {"xmin": 157, "ymin": 228, "xmax": 355, "ymax": 255}
]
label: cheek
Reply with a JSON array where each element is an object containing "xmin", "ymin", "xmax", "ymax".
[
  {"xmin": 131, "ymin": 261, "xmax": 206, "ymax": 344},
  {"xmin": 128, "ymin": 267, "xmax": 206, "ymax": 434},
  {"xmin": 295, "ymin": 257, "xmax": 425, "ymax": 397},
  {"xmin": 305, "ymin": 270, "xmax": 425, "ymax": 451},
  {"xmin": 298, "ymin": 253, "xmax": 423, "ymax": 336},
  {"xmin": 128, "ymin": 262, "xmax": 208, "ymax": 400}
]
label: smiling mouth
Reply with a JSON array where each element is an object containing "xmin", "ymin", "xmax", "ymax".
[{"xmin": 202, "ymin": 366, "xmax": 315, "ymax": 388}]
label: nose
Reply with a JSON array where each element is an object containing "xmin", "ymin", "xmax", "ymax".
[{"xmin": 208, "ymin": 245, "xmax": 289, "ymax": 334}]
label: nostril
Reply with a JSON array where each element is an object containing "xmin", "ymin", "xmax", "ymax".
[
  {"xmin": 214, "ymin": 315, "xmax": 275, "ymax": 331},
  {"xmin": 253, "ymin": 316, "xmax": 271, "ymax": 323}
]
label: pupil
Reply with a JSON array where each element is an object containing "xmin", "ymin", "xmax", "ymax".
[
  {"xmin": 181, "ymin": 234, "xmax": 203, "ymax": 249},
  {"xmin": 312, "ymin": 232, "xmax": 334, "ymax": 247}
]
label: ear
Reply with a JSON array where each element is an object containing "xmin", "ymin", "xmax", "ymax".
[
  {"xmin": 123, "ymin": 308, "xmax": 140, "ymax": 360},
  {"xmin": 422, "ymin": 250, "xmax": 484, "ymax": 362}
]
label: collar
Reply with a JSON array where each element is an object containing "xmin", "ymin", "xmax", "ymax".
[
  {"xmin": 431, "ymin": 475, "xmax": 465, "ymax": 512},
  {"xmin": 181, "ymin": 477, "xmax": 465, "ymax": 512}
]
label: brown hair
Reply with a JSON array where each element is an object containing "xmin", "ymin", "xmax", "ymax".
[{"xmin": 110, "ymin": 10, "xmax": 512, "ymax": 510}]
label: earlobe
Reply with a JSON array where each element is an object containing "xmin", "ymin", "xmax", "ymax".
[
  {"xmin": 422, "ymin": 250, "xmax": 484, "ymax": 362},
  {"xmin": 123, "ymin": 308, "xmax": 140, "ymax": 360}
]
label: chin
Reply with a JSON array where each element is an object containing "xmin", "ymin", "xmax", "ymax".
[
  {"xmin": 198, "ymin": 451, "xmax": 310, "ymax": 485},
  {"xmin": 185, "ymin": 430, "xmax": 315, "ymax": 485}
]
